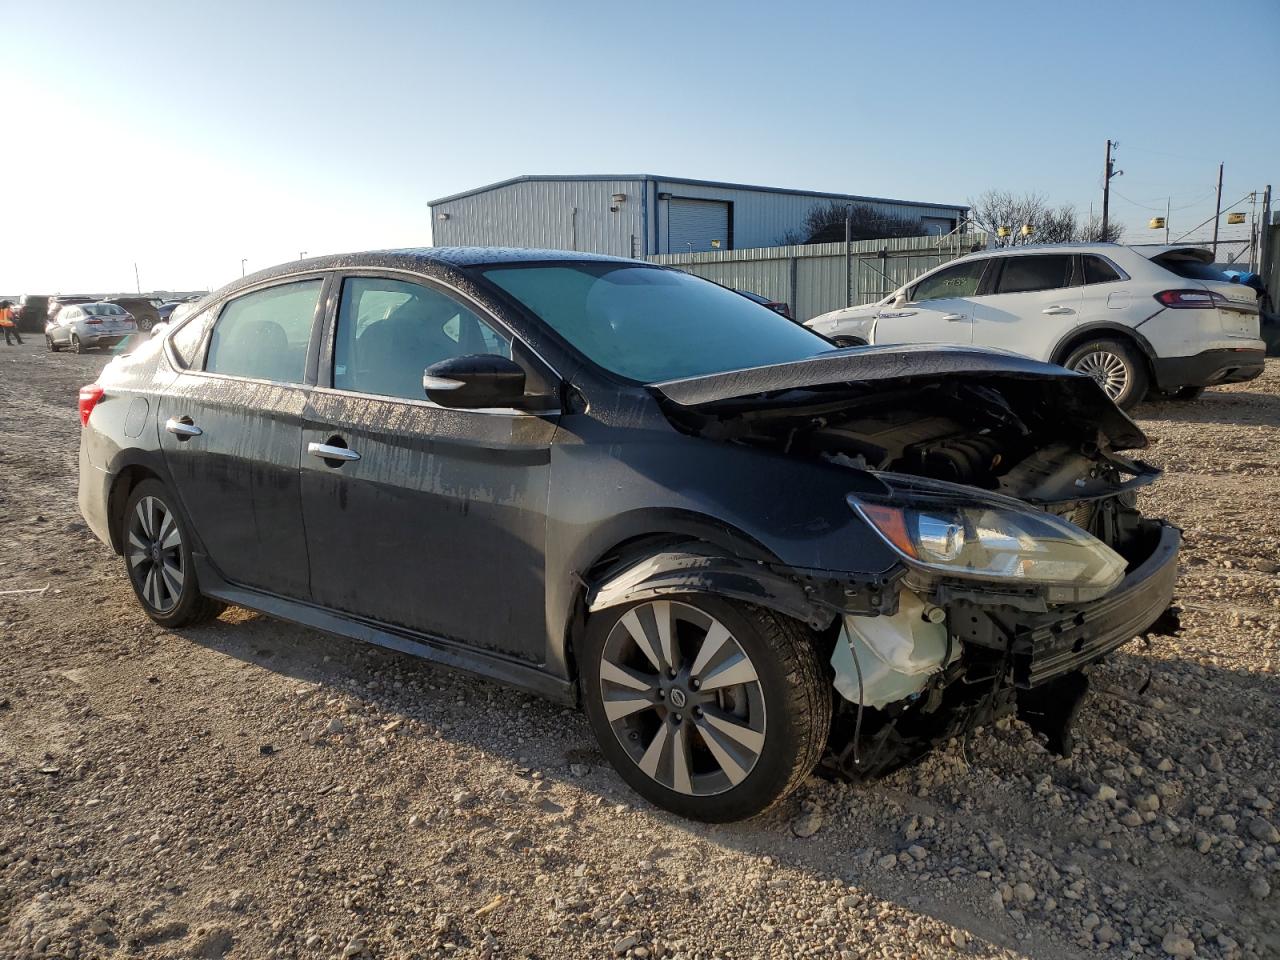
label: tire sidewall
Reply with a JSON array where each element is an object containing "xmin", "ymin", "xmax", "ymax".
[
  {"xmin": 1065, "ymin": 338, "xmax": 1147, "ymax": 410},
  {"xmin": 581, "ymin": 594, "xmax": 819, "ymax": 822},
  {"xmin": 71, "ymin": 335, "xmax": 82, "ymax": 354},
  {"xmin": 122, "ymin": 479, "xmax": 205, "ymax": 628}
]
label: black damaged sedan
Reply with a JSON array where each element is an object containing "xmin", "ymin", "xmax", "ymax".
[{"xmin": 78, "ymin": 248, "xmax": 1180, "ymax": 821}]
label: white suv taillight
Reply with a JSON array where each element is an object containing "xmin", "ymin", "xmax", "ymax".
[
  {"xmin": 79, "ymin": 384, "xmax": 105, "ymax": 426},
  {"xmin": 1155, "ymin": 289, "xmax": 1226, "ymax": 309}
]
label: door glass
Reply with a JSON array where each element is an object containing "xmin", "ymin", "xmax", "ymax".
[
  {"xmin": 996, "ymin": 255, "xmax": 1073, "ymax": 294},
  {"xmin": 205, "ymin": 280, "xmax": 322, "ymax": 383},
  {"xmin": 910, "ymin": 259, "xmax": 988, "ymax": 302},
  {"xmin": 334, "ymin": 277, "xmax": 512, "ymax": 401},
  {"xmin": 1082, "ymin": 256, "xmax": 1121, "ymax": 285}
]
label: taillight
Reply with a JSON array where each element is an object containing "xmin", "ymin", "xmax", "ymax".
[
  {"xmin": 78, "ymin": 384, "xmax": 104, "ymax": 427},
  {"xmin": 85, "ymin": 318, "xmax": 103, "ymax": 325},
  {"xmin": 1155, "ymin": 289, "xmax": 1226, "ymax": 309}
]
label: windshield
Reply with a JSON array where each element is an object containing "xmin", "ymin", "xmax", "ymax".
[{"xmin": 480, "ymin": 263, "xmax": 831, "ymax": 382}]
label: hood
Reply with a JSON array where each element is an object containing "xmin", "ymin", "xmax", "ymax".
[{"xmin": 649, "ymin": 344, "xmax": 1147, "ymax": 451}]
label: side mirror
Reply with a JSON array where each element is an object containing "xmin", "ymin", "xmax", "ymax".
[
  {"xmin": 423, "ymin": 354, "xmax": 526, "ymax": 409},
  {"xmin": 892, "ymin": 291, "xmax": 907, "ymax": 307}
]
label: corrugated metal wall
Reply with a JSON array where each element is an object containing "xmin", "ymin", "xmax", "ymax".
[
  {"xmin": 651, "ymin": 179, "xmax": 965, "ymax": 254},
  {"xmin": 431, "ymin": 179, "xmax": 645, "ymax": 257},
  {"xmin": 430, "ymin": 177, "xmax": 967, "ymax": 258},
  {"xmin": 648, "ymin": 234, "xmax": 989, "ymax": 321}
]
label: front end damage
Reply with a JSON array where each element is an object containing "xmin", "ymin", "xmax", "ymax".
[{"xmin": 632, "ymin": 346, "xmax": 1184, "ymax": 778}]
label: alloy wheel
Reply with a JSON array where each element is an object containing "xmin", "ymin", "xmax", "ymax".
[
  {"xmin": 127, "ymin": 496, "xmax": 185, "ymax": 613},
  {"xmin": 599, "ymin": 600, "xmax": 767, "ymax": 796},
  {"xmin": 1072, "ymin": 350, "xmax": 1129, "ymax": 400}
]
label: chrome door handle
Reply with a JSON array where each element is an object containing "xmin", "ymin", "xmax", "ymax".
[
  {"xmin": 1042, "ymin": 306, "xmax": 1074, "ymax": 315},
  {"xmin": 308, "ymin": 442, "xmax": 360, "ymax": 463},
  {"xmin": 165, "ymin": 417, "xmax": 202, "ymax": 438},
  {"xmin": 878, "ymin": 310, "xmax": 917, "ymax": 318},
  {"xmin": 942, "ymin": 314, "xmax": 968, "ymax": 322}
]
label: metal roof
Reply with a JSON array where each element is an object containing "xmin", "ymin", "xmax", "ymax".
[{"xmin": 428, "ymin": 174, "xmax": 968, "ymax": 213}]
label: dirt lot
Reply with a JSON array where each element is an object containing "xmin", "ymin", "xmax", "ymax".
[{"xmin": 1, "ymin": 339, "xmax": 1277, "ymax": 960}]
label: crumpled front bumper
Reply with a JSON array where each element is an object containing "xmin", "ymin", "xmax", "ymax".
[{"xmin": 1005, "ymin": 521, "xmax": 1181, "ymax": 687}]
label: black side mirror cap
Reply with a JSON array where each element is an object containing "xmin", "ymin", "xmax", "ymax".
[{"xmin": 423, "ymin": 354, "xmax": 526, "ymax": 409}]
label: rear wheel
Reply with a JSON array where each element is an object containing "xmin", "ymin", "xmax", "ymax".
[
  {"xmin": 582, "ymin": 596, "xmax": 830, "ymax": 822},
  {"xmin": 71, "ymin": 334, "xmax": 84, "ymax": 354},
  {"xmin": 1063, "ymin": 338, "xmax": 1148, "ymax": 410},
  {"xmin": 123, "ymin": 480, "xmax": 224, "ymax": 628},
  {"xmin": 46, "ymin": 335, "xmax": 60, "ymax": 352}
]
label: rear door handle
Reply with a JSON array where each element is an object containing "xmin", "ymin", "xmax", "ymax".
[
  {"xmin": 165, "ymin": 416, "xmax": 202, "ymax": 439},
  {"xmin": 308, "ymin": 441, "xmax": 360, "ymax": 463},
  {"xmin": 942, "ymin": 313, "xmax": 969, "ymax": 322},
  {"xmin": 1042, "ymin": 306, "xmax": 1075, "ymax": 315}
]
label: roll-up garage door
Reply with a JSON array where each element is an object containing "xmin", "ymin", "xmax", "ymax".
[{"xmin": 667, "ymin": 199, "xmax": 730, "ymax": 253}]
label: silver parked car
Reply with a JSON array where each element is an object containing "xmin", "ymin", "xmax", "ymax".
[{"xmin": 46, "ymin": 302, "xmax": 138, "ymax": 353}]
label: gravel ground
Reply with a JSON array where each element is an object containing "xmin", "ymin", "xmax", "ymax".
[{"xmin": 1, "ymin": 339, "xmax": 1276, "ymax": 960}]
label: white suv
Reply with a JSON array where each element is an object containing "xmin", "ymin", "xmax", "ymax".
[{"xmin": 805, "ymin": 243, "xmax": 1265, "ymax": 408}]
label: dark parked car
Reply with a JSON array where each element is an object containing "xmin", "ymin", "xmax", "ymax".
[
  {"xmin": 78, "ymin": 248, "xmax": 1180, "ymax": 821},
  {"xmin": 734, "ymin": 288, "xmax": 793, "ymax": 320},
  {"xmin": 48, "ymin": 295, "xmax": 95, "ymax": 323},
  {"xmin": 108, "ymin": 297, "xmax": 162, "ymax": 332},
  {"xmin": 16, "ymin": 294, "xmax": 50, "ymax": 332}
]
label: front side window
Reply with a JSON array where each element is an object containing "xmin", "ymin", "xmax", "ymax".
[
  {"xmin": 910, "ymin": 259, "xmax": 988, "ymax": 302},
  {"xmin": 205, "ymin": 279, "xmax": 322, "ymax": 383},
  {"xmin": 481, "ymin": 263, "xmax": 830, "ymax": 383},
  {"xmin": 996, "ymin": 255, "xmax": 1074, "ymax": 294},
  {"xmin": 334, "ymin": 277, "xmax": 511, "ymax": 401}
]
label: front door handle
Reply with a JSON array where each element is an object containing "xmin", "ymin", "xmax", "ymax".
[
  {"xmin": 878, "ymin": 309, "xmax": 917, "ymax": 318},
  {"xmin": 165, "ymin": 416, "xmax": 202, "ymax": 439},
  {"xmin": 1042, "ymin": 306, "xmax": 1075, "ymax": 315},
  {"xmin": 308, "ymin": 441, "xmax": 360, "ymax": 463},
  {"xmin": 942, "ymin": 313, "xmax": 969, "ymax": 322}
]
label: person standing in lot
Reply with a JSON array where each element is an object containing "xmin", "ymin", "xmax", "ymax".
[{"xmin": 0, "ymin": 300, "xmax": 23, "ymax": 345}]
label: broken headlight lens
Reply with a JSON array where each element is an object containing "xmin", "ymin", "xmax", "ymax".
[{"xmin": 849, "ymin": 496, "xmax": 1127, "ymax": 591}]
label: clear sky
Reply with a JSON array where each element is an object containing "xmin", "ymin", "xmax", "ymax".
[{"xmin": 4, "ymin": 0, "xmax": 1277, "ymax": 294}]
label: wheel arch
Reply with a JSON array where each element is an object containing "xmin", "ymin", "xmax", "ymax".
[
  {"xmin": 105, "ymin": 463, "xmax": 166, "ymax": 554},
  {"xmin": 1050, "ymin": 323, "xmax": 1158, "ymax": 373}
]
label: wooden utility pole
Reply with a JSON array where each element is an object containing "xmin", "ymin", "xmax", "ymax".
[
  {"xmin": 1101, "ymin": 140, "xmax": 1113, "ymax": 240},
  {"xmin": 1211, "ymin": 162, "xmax": 1224, "ymax": 258}
]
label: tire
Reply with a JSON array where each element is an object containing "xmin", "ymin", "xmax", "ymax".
[
  {"xmin": 582, "ymin": 595, "xmax": 830, "ymax": 822},
  {"xmin": 71, "ymin": 334, "xmax": 84, "ymax": 354},
  {"xmin": 46, "ymin": 335, "xmax": 60, "ymax": 352},
  {"xmin": 1063, "ymin": 338, "xmax": 1149, "ymax": 410},
  {"xmin": 833, "ymin": 336, "xmax": 867, "ymax": 348},
  {"xmin": 122, "ymin": 479, "xmax": 225, "ymax": 628}
]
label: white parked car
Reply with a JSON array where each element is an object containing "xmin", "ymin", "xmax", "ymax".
[
  {"xmin": 805, "ymin": 244, "xmax": 1265, "ymax": 408},
  {"xmin": 45, "ymin": 302, "xmax": 138, "ymax": 353}
]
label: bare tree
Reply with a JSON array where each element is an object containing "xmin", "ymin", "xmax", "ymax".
[
  {"xmin": 795, "ymin": 202, "xmax": 924, "ymax": 244},
  {"xmin": 968, "ymin": 190, "xmax": 1123, "ymax": 246}
]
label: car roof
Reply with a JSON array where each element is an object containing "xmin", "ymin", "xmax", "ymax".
[{"xmin": 212, "ymin": 247, "xmax": 647, "ymax": 304}]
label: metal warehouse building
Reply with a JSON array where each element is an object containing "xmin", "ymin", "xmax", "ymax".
[{"xmin": 428, "ymin": 175, "xmax": 968, "ymax": 258}]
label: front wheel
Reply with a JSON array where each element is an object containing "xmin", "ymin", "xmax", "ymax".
[
  {"xmin": 1063, "ymin": 338, "xmax": 1148, "ymax": 410},
  {"xmin": 123, "ymin": 480, "xmax": 225, "ymax": 628},
  {"xmin": 46, "ymin": 335, "xmax": 60, "ymax": 352},
  {"xmin": 582, "ymin": 596, "xmax": 830, "ymax": 822}
]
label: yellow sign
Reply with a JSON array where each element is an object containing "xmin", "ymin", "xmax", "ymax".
[
  {"xmin": 1020, "ymin": 224, "xmax": 1034, "ymax": 236},
  {"xmin": 711, "ymin": 239, "xmax": 721, "ymax": 248},
  {"xmin": 1227, "ymin": 212, "xmax": 1246, "ymax": 225},
  {"xmin": 1149, "ymin": 217, "xmax": 1166, "ymax": 229},
  {"xmin": 996, "ymin": 226, "xmax": 1011, "ymax": 238}
]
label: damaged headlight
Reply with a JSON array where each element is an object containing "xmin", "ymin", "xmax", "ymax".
[{"xmin": 849, "ymin": 495, "xmax": 1127, "ymax": 593}]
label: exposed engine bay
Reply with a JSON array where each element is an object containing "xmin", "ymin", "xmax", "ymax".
[{"xmin": 655, "ymin": 371, "xmax": 1182, "ymax": 781}]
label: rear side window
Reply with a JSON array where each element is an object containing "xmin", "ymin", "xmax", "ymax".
[
  {"xmin": 170, "ymin": 309, "xmax": 212, "ymax": 367},
  {"xmin": 205, "ymin": 280, "xmax": 322, "ymax": 383},
  {"xmin": 910, "ymin": 259, "xmax": 988, "ymax": 302},
  {"xmin": 1082, "ymin": 256, "xmax": 1121, "ymax": 285},
  {"xmin": 996, "ymin": 255, "xmax": 1073, "ymax": 294}
]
